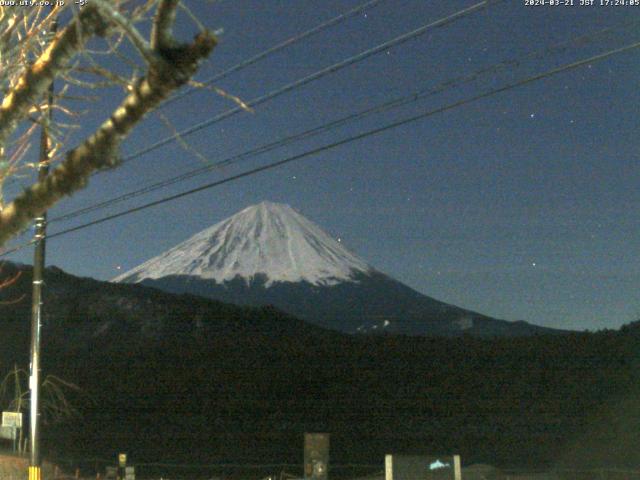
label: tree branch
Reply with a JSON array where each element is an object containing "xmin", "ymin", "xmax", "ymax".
[
  {"xmin": 151, "ymin": 0, "xmax": 180, "ymax": 50},
  {"xmin": 92, "ymin": 0, "xmax": 156, "ymax": 65},
  {"xmin": 0, "ymin": 29, "xmax": 216, "ymax": 246},
  {"xmin": 0, "ymin": 5, "xmax": 109, "ymax": 148}
]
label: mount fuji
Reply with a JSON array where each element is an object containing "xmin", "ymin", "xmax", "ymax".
[{"xmin": 114, "ymin": 201, "xmax": 559, "ymax": 336}]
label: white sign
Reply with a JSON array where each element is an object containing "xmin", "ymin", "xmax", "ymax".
[
  {"xmin": 2, "ymin": 411, "xmax": 22, "ymax": 428},
  {"xmin": 0, "ymin": 425, "xmax": 16, "ymax": 440},
  {"xmin": 385, "ymin": 454, "xmax": 461, "ymax": 480},
  {"xmin": 125, "ymin": 466, "xmax": 135, "ymax": 480}
]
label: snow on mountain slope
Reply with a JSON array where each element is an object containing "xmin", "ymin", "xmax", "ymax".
[{"xmin": 113, "ymin": 201, "xmax": 372, "ymax": 287}]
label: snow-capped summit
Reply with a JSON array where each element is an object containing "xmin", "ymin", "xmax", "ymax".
[
  {"xmin": 114, "ymin": 201, "xmax": 372, "ymax": 287},
  {"xmin": 114, "ymin": 201, "xmax": 560, "ymax": 336}
]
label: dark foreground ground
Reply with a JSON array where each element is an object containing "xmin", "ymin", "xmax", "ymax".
[{"xmin": 0, "ymin": 264, "xmax": 639, "ymax": 471}]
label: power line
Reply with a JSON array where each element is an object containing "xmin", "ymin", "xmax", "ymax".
[
  {"xmin": 49, "ymin": 19, "xmax": 639, "ymax": 225},
  {"xmin": 2, "ymin": 0, "xmax": 386, "ymax": 190},
  {"xmin": 4, "ymin": 0, "xmax": 497, "ymax": 195},
  {"xmin": 0, "ymin": 39, "xmax": 631, "ymax": 258},
  {"xmin": 118, "ymin": 0, "xmax": 501, "ymax": 166},
  {"xmin": 160, "ymin": 0, "xmax": 389, "ymax": 109}
]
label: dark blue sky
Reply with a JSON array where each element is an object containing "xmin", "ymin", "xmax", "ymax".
[{"xmin": 4, "ymin": 0, "xmax": 640, "ymax": 331}]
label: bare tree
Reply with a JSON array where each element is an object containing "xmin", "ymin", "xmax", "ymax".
[
  {"xmin": 0, "ymin": 1, "xmax": 216, "ymax": 247},
  {"xmin": 0, "ymin": 364, "xmax": 84, "ymax": 425},
  {"xmin": 0, "ymin": 364, "xmax": 87, "ymax": 450}
]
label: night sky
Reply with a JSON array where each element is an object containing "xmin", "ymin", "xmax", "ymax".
[{"xmin": 3, "ymin": 0, "xmax": 640, "ymax": 331}]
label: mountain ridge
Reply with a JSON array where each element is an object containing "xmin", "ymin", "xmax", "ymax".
[
  {"xmin": 115, "ymin": 201, "xmax": 562, "ymax": 336},
  {"xmin": 139, "ymin": 270, "xmax": 564, "ymax": 336}
]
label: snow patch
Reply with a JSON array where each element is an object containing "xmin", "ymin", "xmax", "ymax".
[
  {"xmin": 114, "ymin": 201, "xmax": 372, "ymax": 287},
  {"xmin": 455, "ymin": 317, "xmax": 474, "ymax": 330}
]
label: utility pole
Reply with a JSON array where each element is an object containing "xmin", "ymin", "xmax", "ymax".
[{"xmin": 29, "ymin": 13, "xmax": 56, "ymax": 480}]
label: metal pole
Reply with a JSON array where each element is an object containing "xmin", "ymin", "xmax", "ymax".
[
  {"xmin": 29, "ymin": 109, "xmax": 50, "ymax": 480},
  {"xmin": 29, "ymin": 14, "xmax": 56, "ymax": 480}
]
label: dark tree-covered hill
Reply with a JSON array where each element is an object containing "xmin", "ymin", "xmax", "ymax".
[{"xmin": 0, "ymin": 263, "xmax": 638, "ymax": 469}]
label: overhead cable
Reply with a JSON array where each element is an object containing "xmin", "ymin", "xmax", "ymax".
[
  {"xmin": 160, "ymin": 0, "xmax": 389, "ymax": 109},
  {"xmin": 119, "ymin": 0, "xmax": 501, "ymax": 166},
  {"xmin": 50, "ymin": 19, "xmax": 639, "ymax": 225},
  {"xmin": 0, "ymin": 39, "xmax": 627, "ymax": 256}
]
